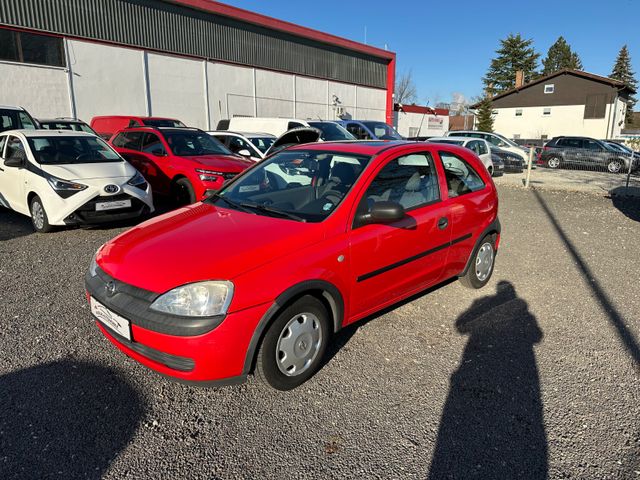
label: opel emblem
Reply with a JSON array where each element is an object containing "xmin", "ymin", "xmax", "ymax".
[
  {"xmin": 106, "ymin": 281, "xmax": 116, "ymax": 296},
  {"xmin": 104, "ymin": 184, "xmax": 120, "ymax": 194}
]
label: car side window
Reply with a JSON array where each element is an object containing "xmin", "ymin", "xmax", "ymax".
[
  {"xmin": 0, "ymin": 135, "xmax": 7, "ymax": 157},
  {"xmin": 141, "ymin": 133, "xmax": 166, "ymax": 155},
  {"xmin": 478, "ymin": 141, "xmax": 488, "ymax": 155},
  {"xmin": 466, "ymin": 140, "xmax": 479, "ymax": 155},
  {"xmin": 584, "ymin": 139, "xmax": 602, "ymax": 151},
  {"xmin": 356, "ymin": 152, "xmax": 440, "ymax": 221},
  {"xmin": 439, "ymin": 151, "xmax": 485, "ymax": 198},
  {"xmin": 6, "ymin": 136, "xmax": 26, "ymax": 159},
  {"xmin": 112, "ymin": 131, "xmax": 143, "ymax": 150},
  {"xmin": 18, "ymin": 112, "xmax": 36, "ymax": 129},
  {"xmin": 227, "ymin": 136, "xmax": 252, "ymax": 154}
]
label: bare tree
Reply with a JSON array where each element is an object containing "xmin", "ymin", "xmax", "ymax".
[{"xmin": 395, "ymin": 70, "xmax": 418, "ymax": 104}]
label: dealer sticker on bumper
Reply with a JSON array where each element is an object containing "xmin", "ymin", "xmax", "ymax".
[
  {"xmin": 90, "ymin": 297, "xmax": 131, "ymax": 341},
  {"xmin": 96, "ymin": 199, "xmax": 132, "ymax": 211}
]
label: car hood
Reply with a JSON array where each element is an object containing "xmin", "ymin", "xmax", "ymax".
[
  {"xmin": 97, "ymin": 202, "xmax": 324, "ymax": 293},
  {"xmin": 40, "ymin": 161, "xmax": 135, "ymax": 181},
  {"xmin": 177, "ymin": 154, "xmax": 253, "ymax": 171}
]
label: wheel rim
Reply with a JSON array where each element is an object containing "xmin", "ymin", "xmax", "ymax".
[
  {"xmin": 275, "ymin": 312, "xmax": 323, "ymax": 376},
  {"xmin": 31, "ymin": 201, "xmax": 45, "ymax": 230},
  {"xmin": 475, "ymin": 242, "xmax": 494, "ymax": 282},
  {"xmin": 548, "ymin": 157, "xmax": 560, "ymax": 168},
  {"xmin": 608, "ymin": 161, "xmax": 622, "ymax": 173}
]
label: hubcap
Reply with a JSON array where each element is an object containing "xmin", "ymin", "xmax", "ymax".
[
  {"xmin": 276, "ymin": 312, "xmax": 322, "ymax": 376},
  {"xmin": 608, "ymin": 161, "xmax": 622, "ymax": 173},
  {"xmin": 475, "ymin": 242, "xmax": 494, "ymax": 282},
  {"xmin": 548, "ymin": 157, "xmax": 560, "ymax": 168},
  {"xmin": 31, "ymin": 201, "xmax": 44, "ymax": 229}
]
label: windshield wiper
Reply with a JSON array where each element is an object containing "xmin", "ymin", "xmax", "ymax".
[
  {"xmin": 240, "ymin": 202, "xmax": 306, "ymax": 222},
  {"xmin": 209, "ymin": 193, "xmax": 255, "ymax": 214}
]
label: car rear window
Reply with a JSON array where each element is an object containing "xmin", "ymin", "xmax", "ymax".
[{"xmin": 143, "ymin": 119, "xmax": 186, "ymax": 128}]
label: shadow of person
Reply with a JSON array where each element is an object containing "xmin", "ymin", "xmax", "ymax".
[
  {"xmin": 609, "ymin": 186, "xmax": 640, "ymax": 222},
  {"xmin": 0, "ymin": 360, "xmax": 146, "ymax": 479},
  {"xmin": 428, "ymin": 281, "xmax": 548, "ymax": 480}
]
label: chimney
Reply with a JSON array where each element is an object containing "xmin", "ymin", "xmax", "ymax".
[{"xmin": 515, "ymin": 70, "xmax": 524, "ymax": 88}]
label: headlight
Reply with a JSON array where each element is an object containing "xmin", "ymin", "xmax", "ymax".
[
  {"xmin": 149, "ymin": 281, "xmax": 234, "ymax": 317},
  {"xmin": 47, "ymin": 175, "xmax": 87, "ymax": 198},
  {"xmin": 196, "ymin": 168, "xmax": 225, "ymax": 182},
  {"xmin": 127, "ymin": 171, "xmax": 148, "ymax": 190}
]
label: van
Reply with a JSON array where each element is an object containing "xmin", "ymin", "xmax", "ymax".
[
  {"xmin": 90, "ymin": 115, "xmax": 186, "ymax": 140},
  {"xmin": 216, "ymin": 118, "xmax": 354, "ymax": 141}
]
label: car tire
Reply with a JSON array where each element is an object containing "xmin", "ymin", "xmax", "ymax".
[
  {"xmin": 607, "ymin": 159, "xmax": 624, "ymax": 174},
  {"xmin": 459, "ymin": 235, "xmax": 496, "ymax": 289},
  {"xmin": 30, "ymin": 195, "xmax": 54, "ymax": 233},
  {"xmin": 255, "ymin": 295, "xmax": 331, "ymax": 390},
  {"xmin": 172, "ymin": 178, "xmax": 196, "ymax": 206},
  {"xmin": 546, "ymin": 156, "xmax": 561, "ymax": 169}
]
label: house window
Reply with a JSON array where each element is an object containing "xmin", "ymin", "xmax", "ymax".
[
  {"xmin": 543, "ymin": 108, "xmax": 551, "ymax": 116},
  {"xmin": 541, "ymin": 135, "xmax": 548, "ymax": 141},
  {"xmin": 584, "ymin": 94, "xmax": 607, "ymax": 119},
  {"xmin": 515, "ymin": 109, "xmax": 523, "ymax": 117},
  {"xmin": 0, "ymin": 28, "xmax": 65, "ymax": 67},
  {"xmin": 544, "ymin": 84, "xmax": 555, "ymax": 94},
  {"xmin": 513, "ymin": 134, "xmax": 521, "ymax": 139}
]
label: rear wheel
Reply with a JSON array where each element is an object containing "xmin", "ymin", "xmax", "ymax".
[
  {"xmin": 172, "ymin": 178, "xmax": 196, "ymax": 206},
  {"xmin": 460, "ymin": 235, "xmax": 496, "ymax": 289},
  {"xmin": 255, "ymin": 295, "xmax": 330, "ymax": 390},
  {"xmin": 546, "ymin": 156, "xmax": 561, "ymax": 169},
  {"xmin": 30, "ymin": 195, "xmax": 54, "ymax": 233}
]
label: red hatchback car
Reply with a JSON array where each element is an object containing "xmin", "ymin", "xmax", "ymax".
[
  {"xmin": 86, "ymin": 141, "xmax": 500, "ymax": 390},
  {"xmin": 110, "ymin": 127, "xmax": 253, "ymax": 205}
]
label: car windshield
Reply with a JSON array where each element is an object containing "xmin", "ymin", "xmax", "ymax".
[
  {"xmin": 307, "ymin": 122, "xmax": 356, "ymax": 141},
  {"xmin": 361, "ymin": 122, "xmax": 403, "ymax": 140},
  {"xmin": 249, "ymin": 136, "xmax": 276, "ymax": 154},
  {"xmin": 605, "ymin": 142, "xmax": 629, "ymax": 153},
  {"xmin": 0, "ymin": 109, "xmax": 37, "ymax": 133},
  {"xmin": 27, "ymin": 136, "xmax": 123, "ymax": 164},
  {"xmin": 164, "ymin": 131, "xmax": 232, "ymax": 156},
  {"xmin": 144, "ymin": 119, "xmax": 186, "ymax": 128},
  {"xmin": 209, "ymin": 149, "xmax": 370, "ymax": 222},
  {"xmin": 41, "ymin": 121, "xmax": 95, "ymax": 134}
]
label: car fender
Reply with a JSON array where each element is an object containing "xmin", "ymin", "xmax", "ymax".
[
  {"xmin": 241, "ymin": 279, "xmax": 344, "ymax": 375},
  {"xmin": 460, "ymin": 217, "xmax": 501, "ymax": 277}
]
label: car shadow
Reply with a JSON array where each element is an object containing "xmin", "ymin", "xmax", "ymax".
[
  {"xmin": 609, "ymin": 186, "xmax": 640, "ymax": 222},
  {"xmin": 0, "ymin": 208, "xmax": 34, "ymax": 241},
  {"xmin": 1, "ymin": 359, "xmax": 146, "ymax": 479},
  {"xmin": 428, "ymin": 281, "xmax": 548, "ymax": 479}
]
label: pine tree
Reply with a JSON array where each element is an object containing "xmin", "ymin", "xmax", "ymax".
[
  {"xmin": 610, "ymin": 45, "xmax": 638, "ymax": 125},
  {"xmin": 475, "ymin": 97, "xmax": 494, "ymax": 132},
  {"xmin": 483, "ymin": 34, "xmax": 540, "ymax": 95},
  {"xmin": 541, "ymin": 37, "xmax": 583, "ymax": 75}
]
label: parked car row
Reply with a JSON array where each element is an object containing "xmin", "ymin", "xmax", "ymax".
[{"xmin": 539, "ymin": 136, "xmax": 639, "ymax": 173}]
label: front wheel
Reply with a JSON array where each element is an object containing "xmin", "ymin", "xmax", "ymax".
[
  {"xmin": 607, "ymin": 159, "xmax": 624, "ymax": 174},
  {"xmin": 255, "ymin": 295, "xmax": 330, "ymax": 390},
  {"xmin": 546, "ymin": 156, "xmax": 561, "ymax": 169},
  {"xmin": 30, "ymin": 195, "xmax": 54, "ymax": 233},
  {"xmin": 172, "ymin": 178, "xmax": 196, "ymax": 206},
  {"xmin": 459, "ymin": 235, "xmax": 496, "ymax": 289}
]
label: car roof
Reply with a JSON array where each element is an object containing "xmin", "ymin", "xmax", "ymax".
[
  {"xmin": 0, "ymin": 105, "xmax": 26, "ymax": 111},
  {"xmin": 92, "ymin": 115, "xmax": 179, "ymax": 120},
  {"xmin": 38, "ymin": 118, "xmax": 86, "ymax": 123},
  {"xmin": 124, "ymin": 126, "xmax": 199, "ymax": 133},
  {"xmin": 2, "ymin": 129, "xmax": 96, "ymax": 138},
  {"xmin": 286, "ymin": 140, "xmax": 415, "ymax": 155},
  {"xmin": 429, "ymin": 137, "xmax": 471, "ymax": 142},
  {"xmin": 208, "ymin": 130, "xmax": 275, "ymax": 138}
]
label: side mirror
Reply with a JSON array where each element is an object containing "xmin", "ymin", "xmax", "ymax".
[
  {"xmin": 356, "ymin": 201, "xmax": 405, "ymax": 227},
  {"xmin": 4, "ymin": 153, "xmax": 26, "ymax": 168},
  {"xmin": 237, "ymin": 149, "xmax": 252, "ymax": 157}
]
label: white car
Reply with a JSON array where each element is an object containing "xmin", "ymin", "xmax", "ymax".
[
  {"xmin": 428, "ymin": 137, "xmax": 496, "ymax": 175},
  {"xmin": 445, "ymin": 130, "xmax": 530, "ymax": 163},
  {"xmin": 0, "ymin": 130, "xmax": 153, "ymax": 232},
  {"xmin": 207, "ymin": 131, "xmax": 276, "ymax": 161}
]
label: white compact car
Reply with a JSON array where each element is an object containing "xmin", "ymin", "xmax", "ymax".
[
  {"xmin": 445, "ymin": 130, "xmax": 530, "ymax": 163},
  {"xmin": 0, "ymin": 130, "xmax": 154, "ymax": 232},
  {"xmin": 428, "ymin": 136, "xmax": 495, "ymax": 175}
]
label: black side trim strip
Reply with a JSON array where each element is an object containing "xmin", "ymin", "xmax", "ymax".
[{"xmin": 357, "ymin": 233, "xmax": 472, "ymax": 282}]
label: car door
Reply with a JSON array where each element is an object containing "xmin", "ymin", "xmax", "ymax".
[
  {"xmin": 0, "ymin": 135, "xmax": 27, "ymax": 211},
  {"xmin": 561, "ymin": 138, "xmax": 583, "ymax": 164},
  {"xmin": 112, "ymin": 131, "xmax": 158, "ymax": 188},
  {"xmin": 348, "ymin": 150, "xmax": 451, "ymax": 319},
  {"xmin": 139, "ymin": 132, "xmax": 172, "ymax": 194},
  {"xmin": 582, "ymin": 139, "xmax": 606, "ymax": 168}
]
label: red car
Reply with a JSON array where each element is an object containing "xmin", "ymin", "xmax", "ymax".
[
  {"xmin": 90, "ymin": 115, "xmax": 186, "ymax": 141},
  {"xmin": 110, "ymin": 127, "xmax": 253, "ymax": 205},
  {"xmin": 86, "ymin": 141, "xmax": 500, "ymax": 390}
]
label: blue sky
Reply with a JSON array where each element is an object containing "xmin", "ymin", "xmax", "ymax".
[{"xmin": 226, "ymin": 0, "xmax": 640, "ymax": 106}]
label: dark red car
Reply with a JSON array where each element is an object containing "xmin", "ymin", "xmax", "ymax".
[
  {"xmin": 86, "ymin": 141, "xmax": 500, "ymax": 390},
  {"xmin": 110, "ymin": 127, "xmax": 253, "ymax": 205}
]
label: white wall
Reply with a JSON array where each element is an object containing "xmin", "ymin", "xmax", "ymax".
[
  {"xmin": 0, "ymin": 61, "xmax": 70, "ymax": 118},
  {"xmin": 0, "ymin": 38, "xmax": 388, "ymax": 129},
  {"xmin": 147, "ymin": 53, "xmax": 207, "ymax": 128},
  {"xmin": 611, "ymin": 97, "xmax": 628, "ymax": 138},
  {"xmin": 394, "ymin": 111, "xmax": 449, "ymax": 137},
  {"xmin": 68, "ymin": 39, "xmax": 147, "ymax": 121},
  {"xmin": 491, "ymin": 105, "xmax": 614, "ymax": 139}
]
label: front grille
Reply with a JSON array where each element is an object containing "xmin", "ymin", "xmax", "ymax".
[{"xmin": 68, "ymin": 194, "xmax": 146, "ymax": 223}]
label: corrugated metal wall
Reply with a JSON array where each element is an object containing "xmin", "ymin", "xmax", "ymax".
[{"xmin": 0, "ymin": 0, "xmax": 388, "ymax": 89}]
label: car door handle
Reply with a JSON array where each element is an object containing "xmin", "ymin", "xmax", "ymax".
[{"xmin": 437, "ymin": 217, "xmax": 448, "ymax": 230}]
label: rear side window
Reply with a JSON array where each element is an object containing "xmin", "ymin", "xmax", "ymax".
[
  {"xmin": 557, "ymin": 138, "xmax": 583, "ymax": 148},
  {"xmin": 112, "ymin": 131, "xmax": 144, "ymax": 150},
  {"xmin": 439, "ymin": 151, "xmax": 485, "ymax": 197},
  {"xmin": 141, "ymin": 133, "xmax": 166, "ymax": 155},
  {"xmin": 358, "ymin": 152, "xmax": 440, "ymax": 217}
]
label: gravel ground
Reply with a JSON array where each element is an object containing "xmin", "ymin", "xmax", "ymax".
[{"xmin": 1, "ymin": 185, "xmax": 639, "ymax": 479}]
